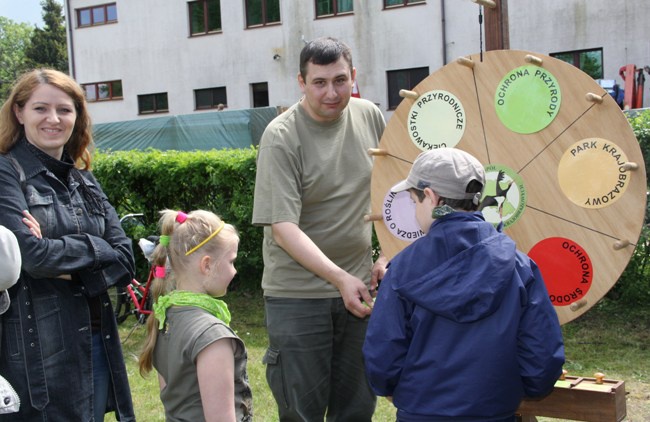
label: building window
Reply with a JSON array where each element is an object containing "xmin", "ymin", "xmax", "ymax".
[
  {"xmin": 189, "ymin": 0, "xmax": 222, "ymax": 36},
  {"xmin": 195, "ymin": 87, "xmax": 227, "ymax": 110},
  {"xmin": 83, "ymin": 80, "xmax": 123, "ymax": 102},
  {"xmin": 245, "ymin": 0, "xmax": 281, "ymax": 28},
  {"xmin": 551, "ymin": 48, "xmax": 603, "ymax": 80},
  {"xmin": 77, "ymin": 3, "xmax": 117, "ymax": 27},
  {"xmin": 251, "ymin": 82, "xmax": 269, "ymax": 107},
  {"xmin": 138, "ymin": 93, "xmax": 169, "ymax": 114},
  {"xmin": 384, "ymin": 0, "xmax": 425, "ymax": 8},
  {"xmin": 387, "ymin": 66, "xmax": 429, "ymax": 110},
  {"xmin": 316, "ymin": 0, "xmax": 353, "ymax": 18}
]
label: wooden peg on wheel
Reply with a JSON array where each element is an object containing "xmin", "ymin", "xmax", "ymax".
[
  {"xmin": 585, "ymin": 92, "xmax": 604, "ymax": 104},
  {"xmin": 524, "ymin": 54, "xmax": 543, "ymax": 66},
  {"xmin": 621, "ymin": 162, "xmax": 639, "ymax": 171},
  {"xmin": 399, "ymin": 89, "xmax": 419, "ymax": 99},
  {"xmin": 613, "ymin": 239, "xmax": 631, "ymax": 250},
  {"xmin": 456, "ymin": 56, "xmax": 475, "ymax": 69},
  {"xmin": 367, "ymin": 148, "xmax": 389, "ymax": 157},
  {"xmin": 569, "ymin": 299, "xmax": 587, "ymax": 312},
  {"xmin": 364, "ymin": 214, "xmax": 383, "ymax": 222}
]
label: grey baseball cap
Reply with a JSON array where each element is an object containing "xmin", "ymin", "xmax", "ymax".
[{"xmin": 391, "ymin": 148, "xmax": 485, "ymax": 200}]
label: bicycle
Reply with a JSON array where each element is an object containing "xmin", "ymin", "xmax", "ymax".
[{"xmin": 112, "ymin": 213, "xmax": 158, "ymax": 324}]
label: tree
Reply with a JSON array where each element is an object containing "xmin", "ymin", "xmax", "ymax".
[
  {"xmin": 0, "ymin": 17, "xmax": 34, "ymax": 103},
  {"xmin": 25, "ymin": 0, "xmax": 68, "ymax": 72}
]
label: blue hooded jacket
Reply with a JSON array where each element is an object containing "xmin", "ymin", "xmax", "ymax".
[{"xmin": 363, "ymin": 212, "xmax": 564, "ymax": 421}]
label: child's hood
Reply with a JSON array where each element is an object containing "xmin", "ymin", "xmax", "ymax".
[{"xmin": 394, "ymin": 232, "xmax": 518, "ymax": 323}]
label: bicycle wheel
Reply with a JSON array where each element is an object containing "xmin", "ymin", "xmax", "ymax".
[{"xmin": 109, "ymin": 286, "xmax": 132, "ymax": 324}]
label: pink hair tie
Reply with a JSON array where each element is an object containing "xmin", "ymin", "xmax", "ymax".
[
  {"xmin": 154, "ymin": 266, "xmax": 166, "ymax": 278},
  {"xmin": 176, "ymin": 211, "xmax": 188, "ymax": 223}
]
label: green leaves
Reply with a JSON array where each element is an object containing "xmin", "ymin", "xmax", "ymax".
[
  {"xmin": 93, "ymin": 147, "xmax": 263, "ymax": 291},
  {"xmin": 24, "ymin": 0, "xmax": 68, "ymax": 72},
  {"xmin": 612, "ymin": 110, "xmax": 650, "ymax": 304},
  {"xmin": 0, "ymin": 1, "xmax": 68, "ymax": 104},
  {"xmin": 0, "ymin": 17, "xmax": 34, "ymax": 102}
]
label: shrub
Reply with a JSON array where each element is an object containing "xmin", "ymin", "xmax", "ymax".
[
  {"xmin": 611, "ymin": 109, "xmax": 650, "ymax": 304},
  {"xmin": 93, "ymin": 148, "xmax": 263, "ymax": 292}
]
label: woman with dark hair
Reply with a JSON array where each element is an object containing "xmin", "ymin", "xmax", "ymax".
[{"xmin": 0, "ymin": 68, "xmax": 136, "ymax": 421}]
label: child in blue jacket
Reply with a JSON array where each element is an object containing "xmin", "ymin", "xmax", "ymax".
[{"xmin": 363, "ymin": 148, "xmax": 564, "ymax": 422}]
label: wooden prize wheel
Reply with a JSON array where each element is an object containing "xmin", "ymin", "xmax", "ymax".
[{"xmin": 370, "ymin": 49, "xmax": 647, "ymax": 325}]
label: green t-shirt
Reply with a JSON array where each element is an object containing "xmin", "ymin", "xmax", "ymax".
[
  {"xmin": 252, "ymin": 97, "xmax": 386, "ymax": 298},
  {"xmin": 154, "ymin": 307, "xmax": 253, "ymax": 421}
]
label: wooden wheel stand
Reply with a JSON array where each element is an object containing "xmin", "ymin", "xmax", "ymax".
[
  {"xmin": 368, "ymin": 50, "xmax": 645, "ymax": 421},
  {"xmin": 517, "ymin": 371, "xmax": 626, "ymax": 422}
]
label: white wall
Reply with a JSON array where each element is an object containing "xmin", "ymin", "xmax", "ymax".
[
  {"xmin": 508, "ymin": 0, "xmax": 650, "ymax": 106},
  {"xmin": 65, "ymin": 0, "xmax": 649, "ymax": 124}
]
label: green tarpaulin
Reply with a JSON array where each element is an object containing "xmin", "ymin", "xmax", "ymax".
[{"xmin": 93, "ymin": 106, "xmax": 280, "ymax": 151}]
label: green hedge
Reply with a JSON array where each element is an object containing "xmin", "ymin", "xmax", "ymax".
[
  {"xmin": 611, "ymin": 110, "xmax": 650, "ymax": 304},
  {"xmin": 93, "ymin": 110, "xmax": 650, "ymax": 301},
  {"xmin": 93, "ymin": 147, "xmax": 263, "ymax": 292}
]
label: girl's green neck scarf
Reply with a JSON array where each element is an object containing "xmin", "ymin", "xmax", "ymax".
[{"xmin": 153, "ymin": 290, "xmax": 231, "ymax": 330}]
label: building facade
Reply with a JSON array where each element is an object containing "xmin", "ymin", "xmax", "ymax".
[{"xmin": 63, "ymin": 0, "xmax": 649, "ymax": 124}]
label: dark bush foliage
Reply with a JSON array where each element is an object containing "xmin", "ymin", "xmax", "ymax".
[
  {"xmin": 610, "ymin": 109, "xmax": 650, "ymax": 304},
  {"xmin": 93, "ymin": 148, "xmax": 263, "ymax": 292}
]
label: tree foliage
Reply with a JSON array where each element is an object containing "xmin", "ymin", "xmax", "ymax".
[
  {"xmin": 25, "ymin": 0, "xmax": 68, "ymax": 72},
  {"xmin": 610, "ymin": 109, "xmax": 650, "ymax": 304},
  {"xmin": 0, "ymin": 17, "xmax": 34, "ymax": 103}
]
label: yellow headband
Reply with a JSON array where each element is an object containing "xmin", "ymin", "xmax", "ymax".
[{"xmin": 185, "ymin": 221, "xmax": 225, "ymax": 256}]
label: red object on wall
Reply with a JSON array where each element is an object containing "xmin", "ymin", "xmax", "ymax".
[
  {"xmin": 619, "ymin": 64, "xmax": 646, "ymax": 110},
  {"xmin": 351, "ymin": 79, "xmax": 361, "ymax": 98}
]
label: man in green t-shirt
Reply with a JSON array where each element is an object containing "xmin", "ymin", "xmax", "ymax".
[{"xmin": 252, "ymin": 37, "xmax": 387, "ymax": 421}]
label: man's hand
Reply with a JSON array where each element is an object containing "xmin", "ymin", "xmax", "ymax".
[
  {"xmin": 337, "ymin": 273, "xmax": 374, "ymax": 318},
  {"xmin": 370, "ymin": 252, "xmax": 388, "ymax": 297},
  {"xmin": 271, "ymin": 222, "xmax": 375, "ymax": 318}
]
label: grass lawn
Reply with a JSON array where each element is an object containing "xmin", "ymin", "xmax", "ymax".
[{"xmin": 109, "ymin": 290, "xmax": 649, "ymax": 421}]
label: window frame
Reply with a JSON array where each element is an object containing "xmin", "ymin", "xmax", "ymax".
[
  {"xmin": 76, "ymin": 3, "xmax": 117, "ymax": 28},
  {"xmin": 383, "ymin": 0, "xmax": 426, "ymax": 9},
  {"xmin": 82, "ymin": 80, "xmax": 123, "ymax": 102},
  {"xmin": 245, "ymin": 0, "xmax": 281, "ymax": 28},
  {"xmin": 315, "ymin": 0, "xmax": 354, "ymax": 18},
  {"xmin": 550, "ymin": 48, "xmax": 604, "ymax": 80},
  {"xmin": 386, "ymin": 66, "xmax": 429, "ymax": 110},
  {"xmin": 137, "ymin": 93, "xmax": 169, "ymax": 115},
  {"xmin": 194, "ymin": 86, "xmax": 228, "ymax": 110},
  {"xmin": 251, "ymin": 82, "xmax": 270, "ymax": 108},
  {"xmin": 188, "ymin": 0, "xmax": 222, "ymax": 37}
]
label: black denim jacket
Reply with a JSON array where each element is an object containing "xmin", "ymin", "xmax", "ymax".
[{"xmin": 0, "ymin": 139, "xmax": 136, "ymax": 421}]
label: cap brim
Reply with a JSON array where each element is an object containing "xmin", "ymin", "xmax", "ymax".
[{"xmin": 390, "ymin": 179, "xmax": 413, "ymax": 193}]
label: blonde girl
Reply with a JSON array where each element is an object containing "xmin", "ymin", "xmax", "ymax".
[{"xmin": 140, "ymin": 210, "xmax": 253, "ymax": 422}]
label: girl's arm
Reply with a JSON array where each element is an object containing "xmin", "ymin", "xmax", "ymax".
[{"xmin": 197, "ymin": 338, "xmax": 237, "ymax": 422}]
